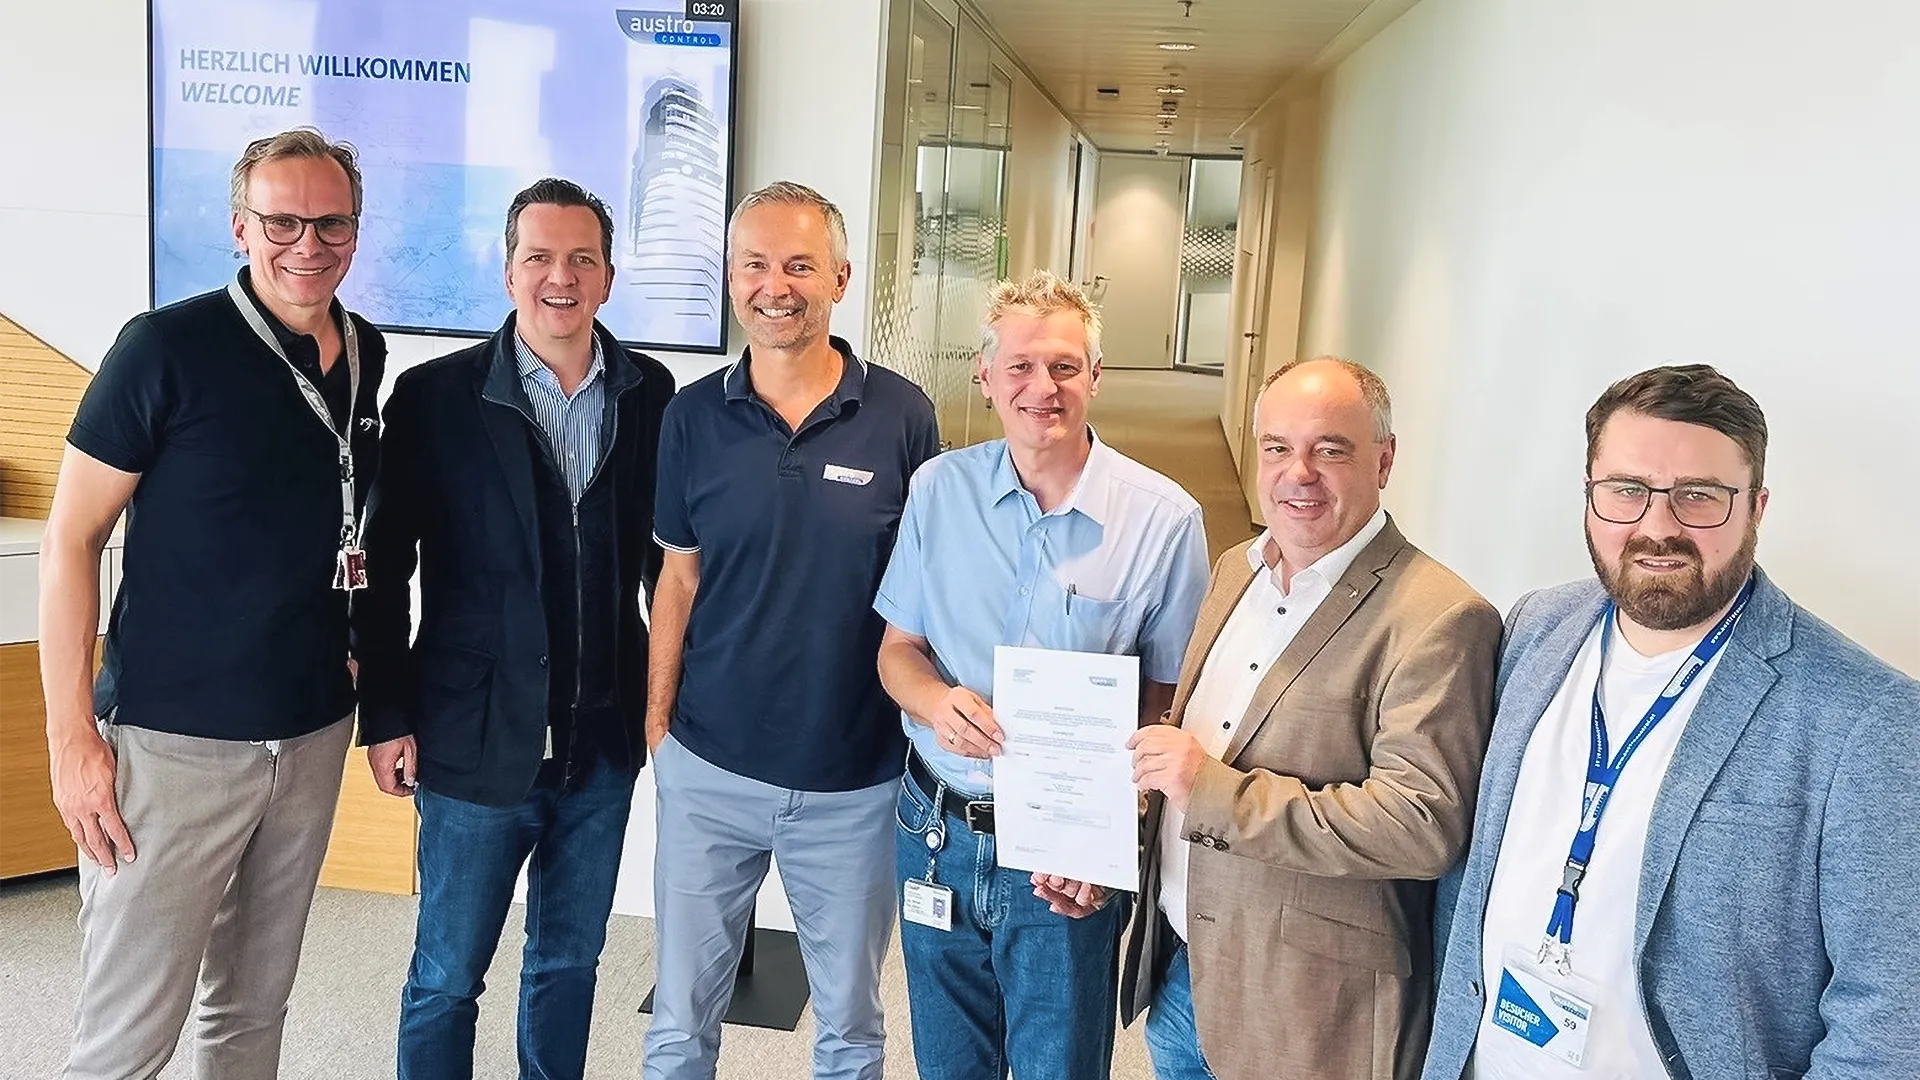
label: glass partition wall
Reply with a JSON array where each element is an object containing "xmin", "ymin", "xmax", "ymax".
[
  {"xmin": 875, "ymin": 0, "xmax": 1011, "ymax": 448},
  {"xmin": 1173, "ymin": 156, "xmax": 1242, "ymax": 372}
]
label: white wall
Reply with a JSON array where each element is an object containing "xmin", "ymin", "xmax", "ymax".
[
  {"xmin": 1300, "ymin": 0, "xmax": 1920, "ymax": 674},
  {"xmin": 1068, "ymin": 136, "xmax": 1099, "ymax": 285},
  {"xmin": 1221, "ymin": 91, "xmax": 1322, "ymax": 519},
  {"xmin": 0, "ymin": 4, "xmax": 149, "ymax": 371},
  {"xmin": 1003, "ymin": 68, "xmax": 1076, "ymax": 279},
  {"xmin": 2, "ymin": 0, "xmax": 899, "ymax": 923}
]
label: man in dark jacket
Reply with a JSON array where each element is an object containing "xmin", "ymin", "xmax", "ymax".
[{"xmin": 353, "ymin": 178, "xmax": 674, "ymax": 1080}]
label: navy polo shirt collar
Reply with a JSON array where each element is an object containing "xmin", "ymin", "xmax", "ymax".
[
  {"xmin": 723, "ymin": 335, "xmax": 869, "ymax": 414},
  {"xmin": 989, "ymin": 426, "xmax": 1114, "ymax": 526}
]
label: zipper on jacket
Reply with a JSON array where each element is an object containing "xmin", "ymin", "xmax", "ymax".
[
  {"xmin": 573, "ymin": 392, "xmax": 624, "ymax": 769},
  {"xmin": 493, "ymin": 377, "xmax": 634, "ymax": 772}
]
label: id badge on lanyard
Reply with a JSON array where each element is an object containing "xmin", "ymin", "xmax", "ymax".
[
  {"xmin": 226, "ymin": 278, "xmax": 367, "ymax": 591},
  {"xmin": 1490, "ymin": 577, "xmax": 1753, "ymax": 1069},
  {"xmin": 903, "ymin": 772, "xmax": 955, "ymax": 932},
  {"xmin": 1491, "ymin": 943, "xmax": 1599, "ymax": 1066}
]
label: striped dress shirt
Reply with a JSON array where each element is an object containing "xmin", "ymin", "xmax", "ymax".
[{"xmin": 514, "ymin": 331, "xmax": 606, "ymax": 503}]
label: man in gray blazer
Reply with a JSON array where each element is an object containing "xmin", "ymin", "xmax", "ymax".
[{"xmin": 1424, "ymin": 364, "xmax": 1920, "ymax": 1080}]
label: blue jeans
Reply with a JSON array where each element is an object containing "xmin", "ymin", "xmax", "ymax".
[
  {"xmin": 894, "ymin": 771, "xmax": 1130, "ymax": 1080},
  {"xmin": 1142, "ymin": 925, "xmax": 1216, "ymax": 1080},
  {"xmin": 397, "ymin": 757, "xmax": 636, "ymax": 1080}
]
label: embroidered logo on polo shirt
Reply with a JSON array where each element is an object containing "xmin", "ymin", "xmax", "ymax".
[{"xmin": 823, "ymin": 464, "xmax": 874, "ymax": 486}]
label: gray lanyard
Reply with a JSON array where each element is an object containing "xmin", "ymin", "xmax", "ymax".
[{"xmin": 225, "ymin": 278, "xmax": 367, "ymax": 585}]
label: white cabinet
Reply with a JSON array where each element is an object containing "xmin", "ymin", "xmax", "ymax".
[
  {"xmin": 0, "ymin": 553, "xmax": 36, "ymax": 645},
  {"xmin": 0, "ymin": 519, "xmax": 122, "ymax": 645}
]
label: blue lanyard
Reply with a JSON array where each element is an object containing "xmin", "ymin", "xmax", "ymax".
[{"xmin": 1542, "ymin": 576, "xmax": 1755, "ymax": 950}]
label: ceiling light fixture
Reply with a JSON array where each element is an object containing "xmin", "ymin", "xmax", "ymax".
[
  {"xmin": 1155, "ymin": 85, "xmax": 1186, "ymax": 95},
  {"xmin": 1156, "ymin": 110, "xmax": 1178, "ymax": 119},
  {"xmin": 1157, "ymin": 41, "xmax": 1197, "ymax": 51},
  {"xmin": 953, "ymin": 103, "xmax": 983, "ymax": 111}
]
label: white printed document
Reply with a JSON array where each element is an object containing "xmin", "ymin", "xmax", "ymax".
[{"xmin": 991, "ymin": 645, "xmax": 1141, "ymax": 892}]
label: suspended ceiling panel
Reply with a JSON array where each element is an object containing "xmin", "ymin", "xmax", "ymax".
[{"xmin": 968, "ymin": 0, "xmax": 1375, "ymax": 154}]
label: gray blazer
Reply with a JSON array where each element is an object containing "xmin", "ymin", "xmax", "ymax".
[{"xmin": 1423, "ymin": 567, "xmax": 1920, "ymax": 1080}]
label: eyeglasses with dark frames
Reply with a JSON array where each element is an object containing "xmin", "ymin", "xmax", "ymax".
[
  {"xmin": 245, "ymin": 207, "xmax": 359, "ymax": 246},
  {"xmin": 1585, "ymin": 478, "xmax": 1746, "ymax": 529}
]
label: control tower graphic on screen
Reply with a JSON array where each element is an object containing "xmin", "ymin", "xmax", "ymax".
[{"xmin": 625, "ymin": 75, "xmax": 727, "ymax": 343}]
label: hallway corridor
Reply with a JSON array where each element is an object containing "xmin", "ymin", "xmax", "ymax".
[{"xmin": 1091, "ymin": 369, "xmax": 1260, "ymax": 564}]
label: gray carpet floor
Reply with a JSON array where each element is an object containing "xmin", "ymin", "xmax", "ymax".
[{"xmin": 1, "ymin": 873, "xmax": 1155, "ymax": 1079}]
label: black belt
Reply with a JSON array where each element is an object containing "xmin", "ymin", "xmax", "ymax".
[{"xmin": 906, "ymin": 749, "xmax": 995, "ymax": 834}]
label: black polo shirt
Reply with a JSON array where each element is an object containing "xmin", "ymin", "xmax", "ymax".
[
  {"xmin": 68, "ymin": 269, "xmax": 386, "ymax": 741},
  {"xmin": 653, "ymin": 337, "xmax": 940, "ymax": 791}
]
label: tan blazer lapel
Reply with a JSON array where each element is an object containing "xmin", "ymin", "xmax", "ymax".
[{"xmin": 1220, "ymin": 522, "xmax": 1408, "ymax": 765}]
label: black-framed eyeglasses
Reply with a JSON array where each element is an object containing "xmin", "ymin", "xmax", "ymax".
[
  {"xmin": 246, "ymin": 207, "xmax": 358, "ymax": 246},
  {"xmin": 1585, "ymin": 478, "xmax": 1746, "ymax": 529}
]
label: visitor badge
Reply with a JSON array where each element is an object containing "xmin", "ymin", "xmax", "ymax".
[
  {"xmin": 1490, "ymin": 944, "xmax": 1597, "ymax": 1067},
  {"xmin": 903, "ymin": 879, "xmax": 953, "ymax": 932}
]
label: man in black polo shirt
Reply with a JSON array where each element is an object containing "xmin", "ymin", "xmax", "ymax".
[
  {"xmin": 642, "ymin": 181, "xmax": 940, "ymax": 1079},
  {"xmin": 40, "ymin": 128, "xmax": 386, "ymax": 1079},
  {"xmin": 354, "ymin": 178, "xmax": 675, "ymax": 1080}
]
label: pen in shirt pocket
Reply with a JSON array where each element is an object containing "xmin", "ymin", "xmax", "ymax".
[{"xmin": 1066, "ymin": 582, "xmax": 1075, "ymax": 614}]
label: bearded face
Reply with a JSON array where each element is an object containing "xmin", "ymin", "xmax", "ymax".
[{"xmin": 1587, "ymin": 521, "xmax": 1758, "ymax": 631}]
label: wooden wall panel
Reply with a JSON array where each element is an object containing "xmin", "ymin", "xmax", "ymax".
[
  {"xmin": 0, "ymin": 634, "xmax": 419, "ymax": 890},
  {"xmin": 318, "ymin": 740, "xmax": 419, "ymax": 895},
  {"xmin": 0, "ymin": 313, "xmax": 91, "ymax": 519},
  {"xmin": 0, "ymin": 641, "xmax": 83, "ymax": 878}
]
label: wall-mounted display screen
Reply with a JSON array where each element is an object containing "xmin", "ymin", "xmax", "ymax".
[{"xmin": 150, "ymin": 2, "xmax": 738, "ymax": 351}]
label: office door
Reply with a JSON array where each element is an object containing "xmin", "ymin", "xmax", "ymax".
[{"xmin": 1086, "ymin": 154, "xmax": 1186, "ymax": 369}]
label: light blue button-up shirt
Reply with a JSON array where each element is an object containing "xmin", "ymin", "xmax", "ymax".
[
  {"xmin": 874, "ymin": 432, "xmax": 1211, "ymax": 795},
  {"xmin": 515, "ymin": 331, "xmax": 606, "ymax": 503}
]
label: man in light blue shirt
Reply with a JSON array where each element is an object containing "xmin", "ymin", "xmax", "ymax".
[{"xmin": 875, "ymin": 270, "xmax": 1210, "ymax": 1080}]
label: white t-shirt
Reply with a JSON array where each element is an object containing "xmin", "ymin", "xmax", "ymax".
[
  {"xmin": 1157, "ymin": 510, "xmax": 1387, "ymax": 938},
  {"xmin": 1472, "ymin": 617, "xmax": 1726, "ymax": 1080}
]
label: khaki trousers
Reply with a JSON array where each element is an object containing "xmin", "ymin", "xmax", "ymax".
[{"xmin": 63, "ymin": 715, "xmax": 354, "ymax": 1080}]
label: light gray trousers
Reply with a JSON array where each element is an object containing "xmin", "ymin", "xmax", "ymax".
[
  {"xmin": 63, "ymin": 715, "xmax": 354, "ymax": 1080},
  {"xmin": 641, "ymin": 733, "xmax": 900, "ymax": 1080}
]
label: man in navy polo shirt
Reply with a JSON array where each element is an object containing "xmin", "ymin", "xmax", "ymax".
[
  {"xmin": 874, "ymin": 270, "xmax": 1210, "ymax": 1080},
  {"xmin": 40, "ymin": 128, "xmax": 386, "ymax": 1079},
  {"xmin": 642, "ymin": 181, "xmax": 939, "ymax": 1080}
]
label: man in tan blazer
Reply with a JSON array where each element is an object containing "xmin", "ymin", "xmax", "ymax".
[{"xmin": 1116, "ymin": 358, "xmax": 1501, "ymax": 1080}]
